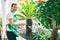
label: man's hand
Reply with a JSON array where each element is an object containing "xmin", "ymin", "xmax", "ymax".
[
  {"xmin": 20, "ymin": 23, "xmax": 26, "ymax": 26},
  {"xmin": 17, "ymin": 24, "xmax": 21, "ymax": 27},
  {"xmin": 18, "ymin": 23, "xmax": 26, "ymax": 27}
]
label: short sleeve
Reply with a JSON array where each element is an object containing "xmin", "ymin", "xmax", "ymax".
[{"xmin": 7, "ymin": 12, "xmax": 13, "ymax": 19}]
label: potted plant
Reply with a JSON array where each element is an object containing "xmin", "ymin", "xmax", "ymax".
[{"xmin": 16, "ymin": 0, "xmax": 38, "ymax": 37}]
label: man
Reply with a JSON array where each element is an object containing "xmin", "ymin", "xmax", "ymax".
[{"xmin": 6, "ymin": 3, "xmax": 25, "ymax": 40}]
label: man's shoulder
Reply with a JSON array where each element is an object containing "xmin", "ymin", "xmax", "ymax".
[
  {"xmin": 7, "ymin": 11, "xmax": 13, "ymax": 15},
  {"xmin": 8, "ymin": 11, "xmax": 12, "ymax": 13},
  {"xmin": 15, "ymin": 11, "xmax": 20, "ymax": 14}
]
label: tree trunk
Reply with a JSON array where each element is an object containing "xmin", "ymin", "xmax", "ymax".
[
  {"xmin": 50, "ymin": 18, "xmax": 58, "ymax": 40},
  {"xmin": 26, "ymin": 19, "xmax": 32, "ymax": 36}
]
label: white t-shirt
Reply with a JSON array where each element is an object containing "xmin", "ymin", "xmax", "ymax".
[
  {"xmin": 6, "ymin": 11, "xmax": 20, "ymax": 31},
  {"xmin": 7, "ymin": 12, "xmax": 13, "ymax": 24},
  {"xmin": 5, "ymin": 11, "xmax": 14, "ymax": 38},
  {"xmin": 6, "ymin": 11, "xmax": 14, "ymax": 31}
]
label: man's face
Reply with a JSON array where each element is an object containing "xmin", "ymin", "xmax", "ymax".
[{"xmin": 11, "ymin": 5, "xmax": 17, "ymax": 12}]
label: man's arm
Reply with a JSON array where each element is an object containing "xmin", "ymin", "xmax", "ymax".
[
  {"xmin": 8, "ymin": 18, "xmax": 26, "ymax": 27},
  {"xmin": 8, "ymin": 18, "xmax": 19, "ymax": 26}
]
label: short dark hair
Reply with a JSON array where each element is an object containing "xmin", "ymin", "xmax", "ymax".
[{"xmin": 11, "ymin": 3, "xmax": 17, "ymax": 7}]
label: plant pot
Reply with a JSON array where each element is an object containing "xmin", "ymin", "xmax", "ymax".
[{"xmin": 26, "ymin": 19, "xmax": 32, "ymax": 36}]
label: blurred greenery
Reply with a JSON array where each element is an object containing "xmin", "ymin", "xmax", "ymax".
[
  {"xmin": 29, "ymin": 28, "xmax": 51, "ymax": 40},
  {"xmin": 35, "ymin": 0, "xmax": 60, "ymax": 29},
  {"xmin": 16, "ymin": 0, "xmax": 60, "ymax": 40},
  {"xmin": 0, "ymin": 18, "xmax": 2, "ymax": 26},
  {"xmin": 17, "ymin": 0, "xmax": 38, "ymax": 20},
  {"xmin": 35, "ymin": 0, "xmax": 60, "ymax": 40}
]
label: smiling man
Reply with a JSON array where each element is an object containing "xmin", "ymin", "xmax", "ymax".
[{"xmin": 6, "ymin": 3, "xmax": 25, "ymax": 40}]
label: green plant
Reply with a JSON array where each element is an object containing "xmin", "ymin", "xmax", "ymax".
[
  {"xmin": 40, "ymin": 29, "xmax": 51, "ymax": 40},
  {"xmin": 29, "ymin": 27, "xmax": 51, "ymax": 40},
  {"xmin": 0, "ymin": 18, "xmax": 2, "ymax": 26},
  {"xmin": 16, "ymin": 0, "xmax": 38, "ymax": 20},
  {"xmin": 29, "ymin": 33, "xmax": 40, "ymax": 40},
  {"xmin": 36, "ymin": 0, "xmax": 60, "ymax": 40},
  {"xmin": 0, "ymin": 17, "xmax": 2, "ymax": 31},
  {"xmin": 16, "ymin": 0, "xmax": 39, "ymax": 37}
]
